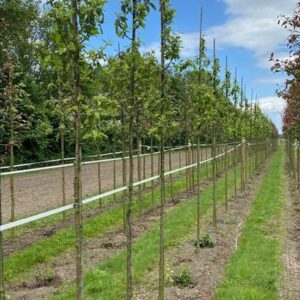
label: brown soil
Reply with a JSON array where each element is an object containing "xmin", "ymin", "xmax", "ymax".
[
  {"xmin": 134, "ymin": 165, "xmax": 268, "ymax": 299},
  {"xmin": 7, "ymin": 176, "xmax": 213, "ymax": 299},
  {"xmin": 1, "ymin": 148, "xmax": 212, "ymax": 223},
  {"xmin": 280, "ymin": 173, "xmax": 300, "ymax": 300}
]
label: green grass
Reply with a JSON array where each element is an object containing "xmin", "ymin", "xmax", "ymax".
[
  {"xmin": 52, "ymin": 160, "xmax": 241, "ymax": 300},
  {"xmin": 4, "ymin": 163, "xmax": 211, "ymax": 282},
  {"xmin": 214, "ymin": 146, "xmax": 285, "ymax": 300}
]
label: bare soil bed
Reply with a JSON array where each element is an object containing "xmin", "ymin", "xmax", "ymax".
[
  {"xmin": 1, "ymin": 148, "xmax": 212, "ymax": 223},
  {"xmin": 7, "ymin": 176, "xmax": 213, "ymax": 299}
]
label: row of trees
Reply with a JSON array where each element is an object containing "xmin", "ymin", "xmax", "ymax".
[
  {"xmin": 0, "ymin": 1, "xmax": 277, "ymax": 299},
  {"xmin": 272, "ymin": 1, "xmax": 300, "ymax": 187},
  {"xmin": 271, "ymin": 1, "xmax": 300, "ymax": 139},
  {"xmin": 0, "ymin": 0, "xmax": 276, "ymax": 164}
]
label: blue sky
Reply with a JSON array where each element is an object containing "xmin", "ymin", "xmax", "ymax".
[{"xmin": 90, "ymin": 0, "xmax": 296, "ymax": 133}]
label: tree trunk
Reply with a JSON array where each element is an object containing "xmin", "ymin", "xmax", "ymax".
[
  {"xmin": 159, "ymin": 1, "xmax": 166, "ymax": 298},
  {"xmin": 9, "ymin": 86, "xmax": 15, "ymax": 239},
  {"xmin": 126, "ymin": 1, "xmax": 138, "ymax": 298},
  {"xmin": 71, "ymin": 0, "xmax": 83, "ymax": 298}
]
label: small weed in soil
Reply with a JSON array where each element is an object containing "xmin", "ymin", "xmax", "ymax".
[
  {"xmin": 172, "ymin": 265, "xmax": 193, "ymax": 288},
  {"xmin": 194, "ymin": 234, "xmax": 214, "ymax": 248}
]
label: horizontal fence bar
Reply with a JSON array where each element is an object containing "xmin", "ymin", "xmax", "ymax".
[
  {"xmin": 0, "ymin": 144, "xmax": 240, "ymax": 232},
  {"xmin": 0, "ymin": 146, "xmax": 188, "ymax": 177}
]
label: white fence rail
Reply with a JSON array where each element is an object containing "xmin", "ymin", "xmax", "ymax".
[{"xmin": 0, "ymin": 144, "xmax": 239, "ymax": 232}]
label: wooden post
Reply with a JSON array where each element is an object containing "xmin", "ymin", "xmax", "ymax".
[
  {"xmin": 188, "ymin": 140, "xmax": 192, "ymax": 189},
  {"xmin": 168, "ymin": 145, "xmax": 173, "ymax": 200},
  {"xmin": 113, "ymin": 129, "xmax": 117, "ymax": 201},
  {"xmin": 143, "ymin": 138, "xmax": 146, "ymax": 189},
  {"xmin": 121, "ymin": 120, "xmax": 127, "ymax": 232},
  {"xmin": 0, "ymin": 159, "xmax": 5, "ymax": 300},
  {"xmin": 150, "ymin": 137, "xmax": 155, "ymax": 210},
  {"xmin": 185, "ymin": 142, "xmax": 188, "ymax": 192},
  {"xmin": 196, "ymin": 138, "xmax": 201, "ymax": 244},
  {"xmin": 205, "ymin": 144, "xmax": 208, "ymax": 178},
  {"xmin": 241, "ymin": 138, "xmax": 246, "ymax": 191},
  {"xmin": 212, "ymin": 125, "xmax": 217, "ymax": 228},
  {"xmin": 137, "ymin": 139, "xmax": 142, "ymax": 209},
  {"xmin": 234, "ymin": 143, "xmax": 237, "ymax": 198},
  {"xmin": 61, "ymin": 129, "xmax": 66, "ymax": 221},
  {"xmin": 97, "ymin": 144, "xmax": 102, "ymax": 206},
  {"xmin": 225, "ymin": 143, "xmax": 228, "ymax": 211}
]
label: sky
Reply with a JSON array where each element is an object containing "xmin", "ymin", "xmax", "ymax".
[{"xmin": 90, "ymin": 0, "xmax": 297, "ymax": 134}]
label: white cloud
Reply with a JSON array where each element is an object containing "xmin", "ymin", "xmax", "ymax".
[
  {"xmin": 258, "ymin": 96, "xmax": 285, "ymax": 114},
  {"xmin": 206, "ymin": 0, "xmax": 295, "ymax": 69},
  {"xmin": 142, "ymin": 0, "xmax": 296, "ymax": 66},
  {"xmin": 141, "ymin": 33, "xmax": 200, "ymax": 58},
  {"xmin": 254, "ymin": 77, "xmax": 284, "ymax": 85}
]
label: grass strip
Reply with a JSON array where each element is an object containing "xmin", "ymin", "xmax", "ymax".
[
  {"xmin": 52, "ymin": 159, "xmax": 243, "ymax": 300},
  {"xmin": 214, "ymin": 146, "xmax": 284, "ymax": 300},
  {"xmin": 5, "ymin": 162, "xmax": 212, "ymax": 281}
]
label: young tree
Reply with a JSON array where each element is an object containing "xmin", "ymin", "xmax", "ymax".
[
  {"xmin": 46, "ymin": 0, "xmax": 106, "ymax": 298},
  {"xmin": 115, "ymin": 1, "xmax": 154, "ymax": 298},
  {"xmin": 158, "ymin": 1, "xmax": 180, "ymax": 298}
]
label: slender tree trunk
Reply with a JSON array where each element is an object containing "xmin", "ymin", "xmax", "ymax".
[
  {"xmin": 9, "ymin": 90, "xmax": 15, "ymax": 239},
  {"xmin": 71, "ymin": 1, "xmax": 83, "ymax": 298},
  {"xmin": 126, "ymin": 1, "xmax": 137, "ymax": 298},
  {"xmin": 9, "ymin": 143, "xmax": 15, "ymax": 239},
  {"xmin": 159, "ymin": 1, "xmax": 166, "ymax": 298}
]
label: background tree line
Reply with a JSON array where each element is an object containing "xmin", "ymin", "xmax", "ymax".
[{"xmin": 0, "ymin": 0, "xmax": 276, "ymax": 165}]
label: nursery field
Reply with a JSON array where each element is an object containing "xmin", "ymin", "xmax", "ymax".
[{"xmin": 1, "ymin": 0, "xmax": 299, "ymax": 299}]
